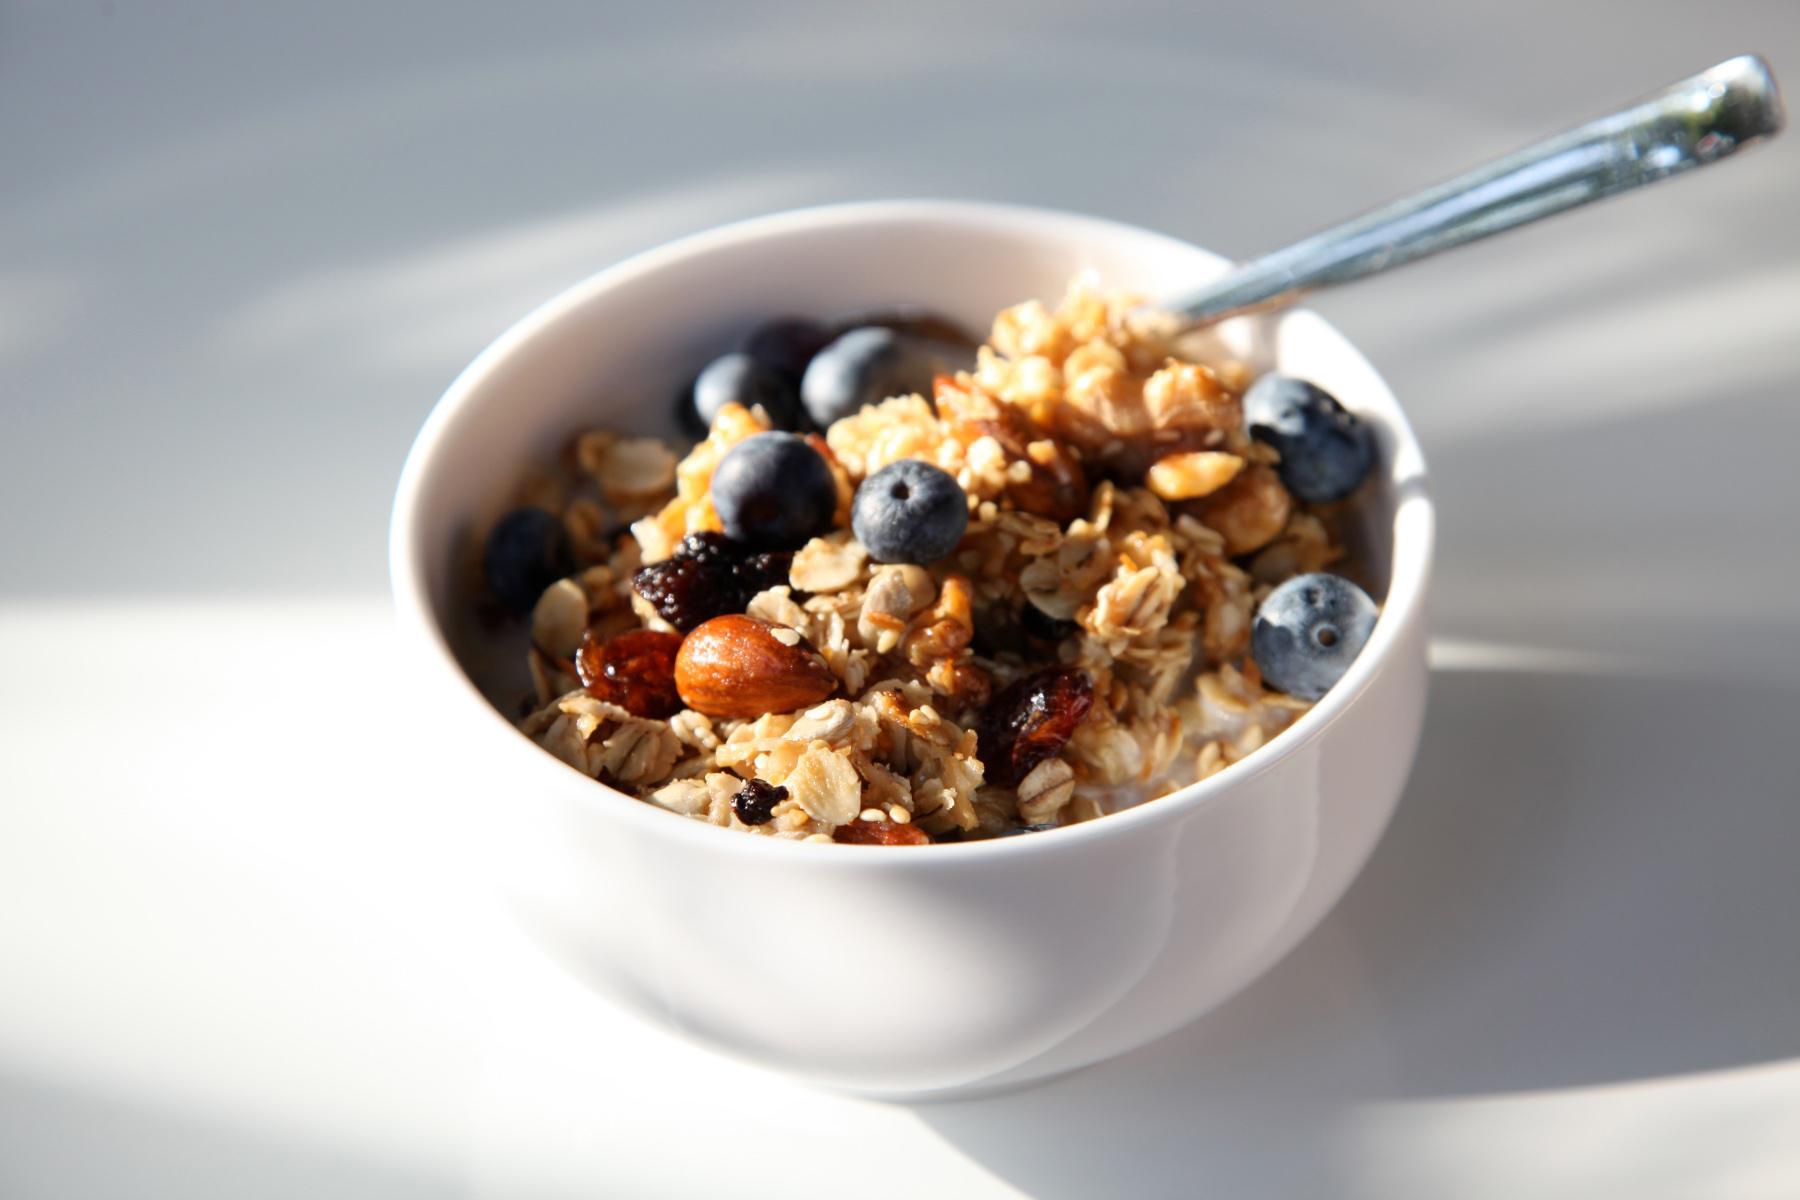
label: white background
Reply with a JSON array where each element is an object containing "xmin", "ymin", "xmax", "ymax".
[{"xmin": 3, "ymin": 2, "xmax": 1798, "ymax": 1196}]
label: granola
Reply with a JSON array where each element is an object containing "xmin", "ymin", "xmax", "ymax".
[{"xmin": 480, "ymin": 282, "xmax": 1374, "ymax": 842}]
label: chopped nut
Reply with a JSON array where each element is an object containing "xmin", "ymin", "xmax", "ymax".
[
  {"xmin": 1192, "ymin": 463, "xmax": 1293, "ymax": 556},
  {"xmin": 904, "ymin": 573, "xmax": 975, "ymax": 665},
  {"xmin": 859, "ymin": 564, "xmax": 936, "ymax": 651},
  {"xmin": 1146, "ymin": 451, "xmax": 1244, "ymax": 501}
]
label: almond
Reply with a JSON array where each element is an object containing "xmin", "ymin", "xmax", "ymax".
[{"xmin": 674, "ymin": 614, "xmax": 837, "ymax": 719}]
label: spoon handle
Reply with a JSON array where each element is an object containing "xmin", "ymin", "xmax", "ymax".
[{"xmin": 1164, "ymin": 54, "xmax": 1785, "ymax": 327}]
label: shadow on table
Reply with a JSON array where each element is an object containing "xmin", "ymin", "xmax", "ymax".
[{"xmin": 908, "ymin": 663, "xmax": 1800, "ymax": 1197}]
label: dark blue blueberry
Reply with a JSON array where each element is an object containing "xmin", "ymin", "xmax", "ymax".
[
  {"xmin": 1251, "ymin": 572, "xmax": 1378, "ymax": 700},
  {"xmin": 683, "ymin": 352, "xmax": 802, "ymax": 438},
  {"xmin": 800, "ymin": 327, "xmax": 937, "ymax": 428},
  {"xmin": 851, "ymin": 459, "xmax": 969, "ymax": 564},
  {"xmin": 482, "ymin": 507, "xmax": 574, "ymax": 616},
  {"xmin": 1242, "ymin": 375, "xmax": 1374, "ymax": 503},
  {"xmin": 710, "ymin": 432, "xmax": 838, "ymax": 550},
  {"xmin": 830, "ymin": 305, "xmax": 976, "ymax": 347},
  {"xmin": 742, "ymin": 316, "xmax": 833, "ymax": 386}
]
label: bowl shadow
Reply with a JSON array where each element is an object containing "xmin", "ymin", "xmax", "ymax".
[{"xmin": 906, "ymin": 661, "xmax": 1800, "ymax": 1196}]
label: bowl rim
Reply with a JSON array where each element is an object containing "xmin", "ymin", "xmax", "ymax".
[{"xmin": 389, "ymin": 198, "xmax": 1435, "ymax": 867}]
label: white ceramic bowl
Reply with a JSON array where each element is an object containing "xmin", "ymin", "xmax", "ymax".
[{"xmin": 390, "ymin": 201, "xmax": 1432, "ymax": 1100}]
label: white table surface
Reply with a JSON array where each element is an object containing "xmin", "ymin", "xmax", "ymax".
[{"xmin": 3, "ymin": 4, "xmax": 1798, "ymax": 1197}]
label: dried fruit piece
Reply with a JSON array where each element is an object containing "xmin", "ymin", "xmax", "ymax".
[
  {"xmin": 674, "ymin": 614, "xmax": 838, "ymax": 718},
  {"xmin": 673, "ymin": 531, "xmax": 737, "ymax": 565},
  {"xmin": 833, "ymin": 818, "xmax": 931, "ymax": 845},
  {"xmin": 736, "ymin": 550, "xmax": 795, "ymax": 599},
  {"xmin": 574, "ymin": 629, "xmax": 684, "ymax": 719},
  {"xmin": 976, "ymin": 668, "xmax": 1095, "ymax": 788},
  {"xmin": 732, "ymin": 778, "xmax": 787, "ymax": 826},
  {"xmin": 632, "ymin": 534, "xmax": 795, "ymax": 631},
  {"xmin": 632, "ymin": 556, "xmax": 718, "ymax": 631}
]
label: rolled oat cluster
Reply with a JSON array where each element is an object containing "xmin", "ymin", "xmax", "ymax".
[{"xmin": 505, "ymin": 282, "xmax": 1352, "ymax": 842}]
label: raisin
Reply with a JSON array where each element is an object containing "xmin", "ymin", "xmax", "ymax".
[
  {"xmin": 975, "ymin": 668, "xmax": 1094, "ymax": 788},
  {"xmin": 833, "ymin": 818, "xmax": 931, "ymax": 845},
  {"xmin": 736, "ymin": 550, "xmax": 795, "ymax": 598},
  {"xmin": 732, "ymin": 778, "xmax": 787, "ymax": 826},
  {"xmin": 632, "ymin": 556, "xmax": 720, "ymax": 632},
  {"xmin": 574, "ymin": 628, "xmax": 684, "ymax": 718},
  {"xmin": 633, "ymin": 537, "xmax": 796, "ymax": 632},
  {"xmin": 675, "ymin": 531, "xmax": 737, "ymax": 566},
  {"xmin": 1019, "ymin": 602, "xmax": 1077, "ymax": 644}
]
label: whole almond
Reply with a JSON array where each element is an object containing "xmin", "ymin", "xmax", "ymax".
[{"xmin": 675, "ymin": 614, "xmax": 837, "ymax": 718}]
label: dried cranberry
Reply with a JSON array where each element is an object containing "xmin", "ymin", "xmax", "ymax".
[
  {"xmin": 833, "ymin": 818, "xmax": 931, "ymax": 845},
  {"xmin": 574, "ymin": 628, "xmax": 684, "ymax": 718},
  {"xmin": 732, "ymin": 778, "xmax": 787, "ymax": 826},
  {"xmin": 975, "ymin": 668, "xmax": 1094, "ymax": 788},
  {"xmin": 633, "ymin": 536, "xmax": 795, "ymax": 632}
]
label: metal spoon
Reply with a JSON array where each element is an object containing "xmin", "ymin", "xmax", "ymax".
[{"xmin": 1163, "ymin": 54, "xmax": 1785, "ymax": 328}]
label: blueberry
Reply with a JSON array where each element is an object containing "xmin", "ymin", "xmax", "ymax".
[
  {"xmin": 830, "ymin": 304, "xmax": 977, "ymax": 347},
  {"xmin": 710, "ymin": 432, "xmax": 838, "ymax": 550},
  {"xmin": 482, "ymin": 507, "xmax": 574, "ymax": 616},
  {"xmin": 742, "ymin": 316, "xmax": 832, "ymax": 385},
  {"xmin": 800, "ymin": 327, "xmax": 937, "ymax": 428},
  {"xmin": 851, "ymin": 459, "xmax": 968, "ymax": 564},
  {"xmin": 1251, "ymin": 572, "xmax": 1378, "ymax": 700},
  {"xmin": 1242, "ymin": 375, "xmax": 1374, "ymax": 503},
  {"xmin": 683, "ymin": 352, "xmax": 802, "ymax": 438}
]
